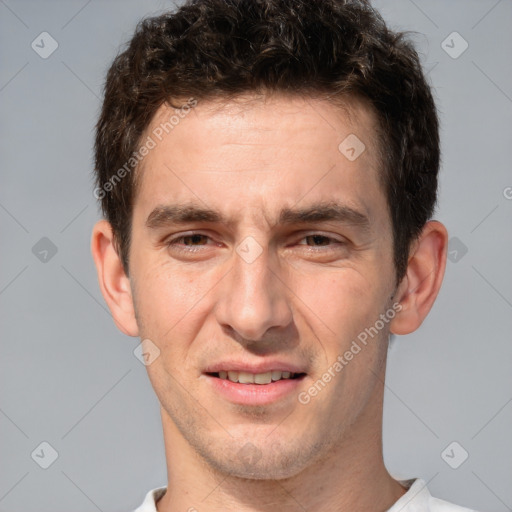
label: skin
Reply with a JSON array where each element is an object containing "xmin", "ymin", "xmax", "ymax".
[{"xmin": 91, "ymin": 93, "xmax": 448, "ymax": 511}]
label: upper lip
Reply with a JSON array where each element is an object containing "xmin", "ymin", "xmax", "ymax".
[{"xmin": 204, "ymin": 360, "xmax": 307, "ymax": 374}]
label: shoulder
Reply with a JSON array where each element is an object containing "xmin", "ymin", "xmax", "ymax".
[{"xmin": 429, "ymin": 496, "xmax": 479, "ymax": 512}]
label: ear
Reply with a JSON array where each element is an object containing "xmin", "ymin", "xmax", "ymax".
[
  {"xmin": 91, "ymin": 219, "xmax": 139, "ymax": 337},
  {"xmin": 390, "ymin": 220, "xmax": 448, "ymax": 335}
]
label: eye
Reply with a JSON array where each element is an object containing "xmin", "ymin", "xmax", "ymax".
[
  {"xmin": 164, "ymin": 232, "xmax": 347, "ymax": 257},
  {"xmin": 296, "ymin": 234, "xmax": 345, "ymax": 249},
  {"xmin": 299, "ymin": 234, "xmax": 332, "ymax": 247},
  {"xmin": 166, "ymin": 232, "xmax": 213, "ymax": 252}
]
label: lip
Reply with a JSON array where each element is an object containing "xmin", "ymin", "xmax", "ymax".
[
  {"xmin": 205, "ymin": 372, "xmax": 306, "ymax": 405},
  {"xmin": 203, "ymin": 360, "xmax": 306, "ymax": 374},
  {"xmin": 203, "ymin": 359, "xmax": 308, "ymax": 406}
]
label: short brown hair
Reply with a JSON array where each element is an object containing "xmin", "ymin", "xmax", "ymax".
[{"xmin": 94, "ymin": 0, "xmax": 440, "ymax": 283}]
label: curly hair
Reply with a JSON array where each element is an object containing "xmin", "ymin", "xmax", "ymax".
[{"xmin": 94, "ymin": 0, "xmax": 440, "ymax": 284}]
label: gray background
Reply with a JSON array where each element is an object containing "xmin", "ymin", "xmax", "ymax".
[{"xmin": 1, "ymin": 0, "xmax": 511, "ymax": 510}]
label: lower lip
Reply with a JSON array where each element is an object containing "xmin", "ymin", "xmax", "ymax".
[{"xmin": 205, "ymin": 374, "xmax": 306, "ymax": 405}]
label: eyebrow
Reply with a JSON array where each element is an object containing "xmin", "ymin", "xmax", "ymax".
[{"xmin": 145, "ymin": 201, "xmax": 371, "ymax": 232}]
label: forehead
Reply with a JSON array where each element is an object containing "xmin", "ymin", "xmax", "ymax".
[
  {"xmin": 143, "ymin": 92, "xmax": 380, "ymax": 167},
  {"xmin": 133, "ymin": 93, "xmax": 386, "ymax": 229}
]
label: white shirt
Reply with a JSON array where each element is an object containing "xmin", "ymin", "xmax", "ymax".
[{"xmin": 133, "ymin": 478, "xmax": 479, "ymax": 511}]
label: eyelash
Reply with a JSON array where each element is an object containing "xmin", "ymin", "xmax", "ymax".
[{"xmin": 165, "ymin": 232, "xmax": 346, "ymax": 253}]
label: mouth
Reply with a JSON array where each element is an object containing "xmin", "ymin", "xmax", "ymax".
[
  {"xmin": 206, "ymin": 370, "xmax": 306, "ymax": 384},
  {"xmin": 204, "ymin": 369, "xmax": 307, "ymax": 405}
]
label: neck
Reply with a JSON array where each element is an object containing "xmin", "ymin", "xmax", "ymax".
[{"xmin": 157, "ymin": 374, "xmax": 407, "ymax": 512}]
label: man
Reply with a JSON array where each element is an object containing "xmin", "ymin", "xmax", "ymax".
[{"xmin": 91, "ymin": 0, "xmax": 478, "ymax": 510}]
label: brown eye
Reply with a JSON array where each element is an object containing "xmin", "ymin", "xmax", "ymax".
[
  {"xmin": 180, "ymin": 234, "xmax": 209, "ymax": 246},
  {"xmin": 166, "ymin": 232, "xmax": 213, "ymax": 253},
  {"xmin": 304, "ymin": 235, "xmax": 331, "ymax": 246},
  {"xmin": 297, "ymin": 234, "xmax": 344, "ymax": 248}
]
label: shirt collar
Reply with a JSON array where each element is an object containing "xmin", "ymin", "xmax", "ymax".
[
  {"xmin": 134, "ymin": 486, "xmax": 167, "ymax": 512},
  {"xmin": 134, "ymin": 478, "xmax": 432, "ymax": 512}
]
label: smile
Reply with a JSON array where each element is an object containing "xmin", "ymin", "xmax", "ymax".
[
  {"xmin": 204, "ymin": 370, "xmax": 307, "ymax": 406},
  {"xmin": 210, "ymin": 370, "xmax": 304, "ymax": 384}
]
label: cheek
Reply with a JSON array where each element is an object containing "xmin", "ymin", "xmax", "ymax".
[
  {"xmin": 132, "ymin": 258, "xmax": 228, "ymax": 371},
  {"xmin": 132, "ymin": 263, "xmax": 196, "ymax": 339},
  {"xmin": 291, "ymin": 267, "xmax": 390, "ymax": 348}
]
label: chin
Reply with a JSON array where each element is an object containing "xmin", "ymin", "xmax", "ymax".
[
  {"xmin": 197, "ymin": 436, "xmax": 325, "ymax": 481},
  {"xmin": 210, "ymin": 455, "xmax": 303, "ymax": 481}
]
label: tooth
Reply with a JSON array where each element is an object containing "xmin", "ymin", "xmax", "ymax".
[
  {"xmin": 271, "ymin": 370, "xmax": 283, "ymax": 381},
  {"xmin": 238, "ymin": 371, "xmax": 255, "ymax": 384},
  {"xmin": 281, "ymin": 371, "xmax": 291, "ymax": 379},
  {"xmin": 254, "ymin": 372, "xmax": 272, "ymax": 384},
  {"xmin": 218, "ymin": 371, "xmax": 227, "ymax": 379},
  {"xmin": 227, "ymin": 371, "xmax": 239, "ymax": 383}
]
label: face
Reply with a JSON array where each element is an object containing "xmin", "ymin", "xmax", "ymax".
[{"xmin": 128, "ymin": 94, "xmax": 398, "ymax": 479}]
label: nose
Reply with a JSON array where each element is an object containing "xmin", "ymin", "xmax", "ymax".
[{"xmin": 214, "ymin": 240, "xmax": 293, "ymax": 343}]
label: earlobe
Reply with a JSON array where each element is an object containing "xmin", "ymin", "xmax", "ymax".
[
  {"xmin": 90, "ymin": 220, "xmax": 139, "ymax": 337},
  {"xmin": 390, "ymin": 221, "xmax": 448, "ymax": 335}
]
